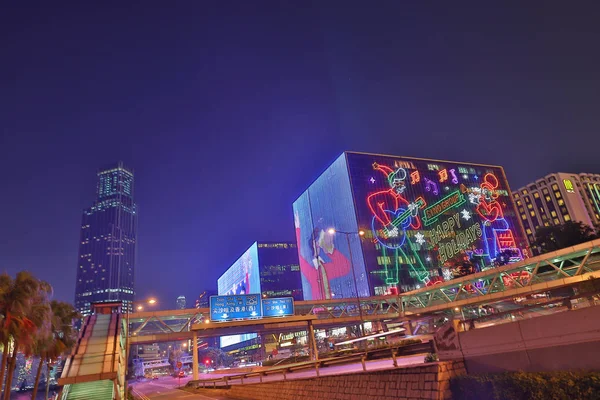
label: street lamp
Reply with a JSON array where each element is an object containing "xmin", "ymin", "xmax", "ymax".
[
  {"xmin": 124, "ymin": 298, "xmax": 157, "ymax": 395},
  {"xmin": 327, "ymin": 228, "xmax": 366, "ymax": 336}
]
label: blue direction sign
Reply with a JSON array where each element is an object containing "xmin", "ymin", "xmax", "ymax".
[
  {"xmin": 262, "ymin": 297, "xmax": 294, "ymax": 318},
  {"xmin": 209, "ymin": 294, "xmax": 262, "ymax": 322}
]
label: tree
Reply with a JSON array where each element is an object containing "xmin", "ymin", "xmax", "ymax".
[
  {"xmin": 533, "ymin": 221, "xmax": 599, "ymax": 254},
  {"xmin": 3, "ymin": 278, "xmax": 52, "ymax": 400},
  {"xmin": 169, "ymin": 348, "xmax": 184, "ymax": 371},
  {"xmin": 198, "ymin": 347, "xmax": 234, "ymax": 369},
  {"xmin": 0, "ymin": 271, "xmax": 42, "ymax": 397},
  {"xmin": 32, "ymin": 301, "xmax": 79, "ymax": 400}
]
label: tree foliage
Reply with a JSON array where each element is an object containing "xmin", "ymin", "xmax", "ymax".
[
  {"xmin": 0, "ymin": 271, "xmax": 78, "ymax": 399},
  {"xmin": 197, "ymin": 347, "xmax": 234, "ymax": 368},
  {"xmin": 533, "ymin": 221, "xmax": 598, "ymax": 254}
]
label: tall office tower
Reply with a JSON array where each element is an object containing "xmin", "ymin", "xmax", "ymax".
[
  {"xmin": 293, "ymin": 152, "xmax": 527, "ymax": 298},
  {"xmin": 74, "ymin": 162, "xmax": 137, "ymax": 316},
  {"xmin": 176, "ymin": 295, "xmax": 186, "ymax": 309},
  {"xmin": 513, "ymin": 172, "xmax": 600, "ymax": 249}
]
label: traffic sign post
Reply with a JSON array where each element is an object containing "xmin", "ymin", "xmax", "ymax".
[{"xmin": 176, "ymin": 361, "xmax": 183, "ymax": 388}]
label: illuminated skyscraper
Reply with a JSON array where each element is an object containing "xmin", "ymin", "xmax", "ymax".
[
  {"xmin": 74, "ymin": 162, "xmax": 137, "ymax": 316},
  {"xmin": 176, "ymin": 295, "xmax": 186, "ymax": 309}
]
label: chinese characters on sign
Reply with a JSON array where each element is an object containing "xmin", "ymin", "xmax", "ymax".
[
  {"xmin": 209, "ymin": 295, "xmax": 295, "ymax": 322},
  {"xmin": 209, "ymin": 294, "xmax": 262, "ymax": 322},
  {"xmin": 262, "ymin": 297, "xmax": 294, "ymax": 317}
]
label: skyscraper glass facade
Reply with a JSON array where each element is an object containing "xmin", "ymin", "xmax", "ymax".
[
  {"xmin": 293, "ymin": 152, "xmax": 527, "ymax": 299},
  {"xmin": 74, "ymin": 162, "xmax": 137, "ymax": 316}
]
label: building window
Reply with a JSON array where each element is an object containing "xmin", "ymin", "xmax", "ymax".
[
  {"xmin": 521, "ymin": 214, "xmax": 527, "ymax": 220},
  {"xmin": 534, "ymin": 192, "xmax": 540, "ymax": 199},
  {"xmin": 551, "ymin": 210, "xmax": 557, "ymax": 217},
  {"xmin": 522, "ymin": 189, "xmax": 528, "ymax": 195},
  {"xmin": 542, "ymin": 188, "xmax": 549, "ymax": 194},
  {"xmin": 564, "ymin": 214, "xmax": 571, "ymax": 221},
  {"xmin": 524, "ymin": 197, "xmax": 531, "ymax": 203},
  {"xmin": 557, "ymin": 199, "xmax": 564, "ymax": 206},
  {"xmin": 530, "ymin": 211, "xmax": 536, "ymax": 217},
  {"xmin": 554, "ymin": 218, "xmax": 560, "ymax": 224},
  {"xmin": 526, "ymin": 228, "xmax": 532, "ymax": 235},
  {"xmin": 552, "ymin": 184, "xmax": 559, "ymax": 190},
  {"xmin": 554, "ymin": 191, "xmax": 562, "ymax": 199}
]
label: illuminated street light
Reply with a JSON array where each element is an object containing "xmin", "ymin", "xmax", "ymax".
[
  {"xmin": 125, "ymin": 297, "xmax": 158, "ymax": 395},
  {"xmin": 326, "ymin": 228, "xmax": 367, "ymax": 336}
]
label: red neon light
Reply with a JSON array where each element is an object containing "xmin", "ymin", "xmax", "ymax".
[{"xmin": 475, "ymin": 173, "xmax": 504, "ymax": 222}]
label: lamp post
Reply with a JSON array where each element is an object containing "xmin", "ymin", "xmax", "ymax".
[
  {"xmin": 124, "ymin": 298, "xmax": 157, "ymax": 396},
  {"xmin": 327, "ymin": 228, "xmax": 365, "ymax": 336}
]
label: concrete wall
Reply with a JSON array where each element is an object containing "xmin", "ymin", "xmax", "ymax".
[
  {"xmin": 191, "ymin": 361, "xmax": 466, "ymax": 400},
  {"xmin": 446, "ymin": 305, "xmax": 600, "ymax": 373}
]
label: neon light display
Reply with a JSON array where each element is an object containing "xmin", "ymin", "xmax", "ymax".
[{"xmin": 293, "ymin": 152, "xmax": 527, "ymax": 298}]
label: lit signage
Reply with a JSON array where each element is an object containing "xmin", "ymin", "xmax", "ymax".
[
  {"xmin": 210, "ymin": 295, "xmax": 295, "ymax": 322},
  {"xmin": 262, "ymin": 297, "xmax": 294, "ymax": 317},
  {"xmin": 210, "ymin": 294, "xmax": 262, "ymax": 322},
  {"xmin": 563, "ymin": 179, "xmax": 575, "ymax": 193}
]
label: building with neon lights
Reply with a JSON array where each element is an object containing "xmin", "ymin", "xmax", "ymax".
[
  {"xmin": 74, "ymin": 162, "xmax": 137, "ymax": 316},
  {"xmin": 293, "ymin": 151, "xmax": 528, "ymax": 298},
  {"xmin": 513, "ymin": 172, "xmax": 600, "ymax": 246}
]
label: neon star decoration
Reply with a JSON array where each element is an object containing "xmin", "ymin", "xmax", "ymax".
[
  {"xmin": 370, "ymin": 177, "xmax": 375, "ymax": 183},
  {"xmin": 414, "ymin": 232, "xmax": 426, "ymax": 245},
  {"xmin": 461, "ymin": 209, "xmax": 471, "ymax": 221}
]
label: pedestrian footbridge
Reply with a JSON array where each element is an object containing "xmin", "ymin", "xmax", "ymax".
[{"xmin": 58, "ymin": 302, "xmax": 125, "ymax": 400}]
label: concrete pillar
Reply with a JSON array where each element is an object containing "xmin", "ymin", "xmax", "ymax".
[
  {"xmin": 308, "ymin": 321, "xmax": 318, "ymax": 361},
  {"xmin": 192, "ymin": 331, "xmax": 199, "ymax": 380}
]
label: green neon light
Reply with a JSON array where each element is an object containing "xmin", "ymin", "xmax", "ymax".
[
  {"xmin": 422, "ymin": 190, "xmax": 466, "ymax": 226},
  {"xmin": 591, "ymin": 183, "xmax": 600, "ymax": 216}
]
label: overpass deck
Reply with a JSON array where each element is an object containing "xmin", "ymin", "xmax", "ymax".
[{"xmin": 127, "ymin": 239, "xmax": 600, "ymax": 342}]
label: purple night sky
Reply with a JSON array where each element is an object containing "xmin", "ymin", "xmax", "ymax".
[{"xmin": 1, "ymin": 2, "xmax": 599, "ymax": 308}]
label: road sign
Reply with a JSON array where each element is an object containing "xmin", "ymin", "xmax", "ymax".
[
  {"xmin": 262, "ymin": 297, "xmax": 294, "ymax": 317},
  {"xmin": 209, "ymin": 294, "xmax": 262, "ymax": 322},
  {"xmin": 176, "ymin": 361, "xmax": 182, "ymax": 369}
]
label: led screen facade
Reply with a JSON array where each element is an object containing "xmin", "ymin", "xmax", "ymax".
[
  {"xmin": 293, "ymin": 154, "xmax": 370, "ymax": 300},
  {"xmin": 217, "ymin": 243, "xmax": 261, "ymax": 347},
  {"xmin": 294, "ymin": 152, "xmax": 528, "ymax": 298},
  {"xmin": 218, "ymin": 243, "xmax": 261, "ymax": 296}
]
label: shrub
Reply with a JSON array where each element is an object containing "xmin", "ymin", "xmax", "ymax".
[
  {"xmin": 424, "ymin": 353, "xmax": 438, "ymax": 363},
  {"xmin": 450, "ymin": 371, "xmax": 600, "ymax": 400}
]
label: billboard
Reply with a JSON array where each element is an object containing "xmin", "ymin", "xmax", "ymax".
[
  {"xmin": 217, "ymin": 243, "xmax": 261, "ymax": 348},
  {"xmin": 218, "ymin": 243, "xmax": 261, "ymax": 296},
  {"xmin": 293, "ymin": 154, "xmax": 370, "ymax": 300},
  {"xmin": 293, "ymin": 152, "xmax": 528, "ymax": 297},
  {"xmin": 348, "ymin": 152, "xmax": 527, "ymax": 293}
]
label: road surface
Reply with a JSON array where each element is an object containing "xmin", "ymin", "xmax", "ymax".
[
  {"xmin": 132, "ymin": 353, "xmax": 426, "ymax": 398},
  {"xmin": 131, "ymin": 376, "xmax": 234, "ymax": 400}
]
